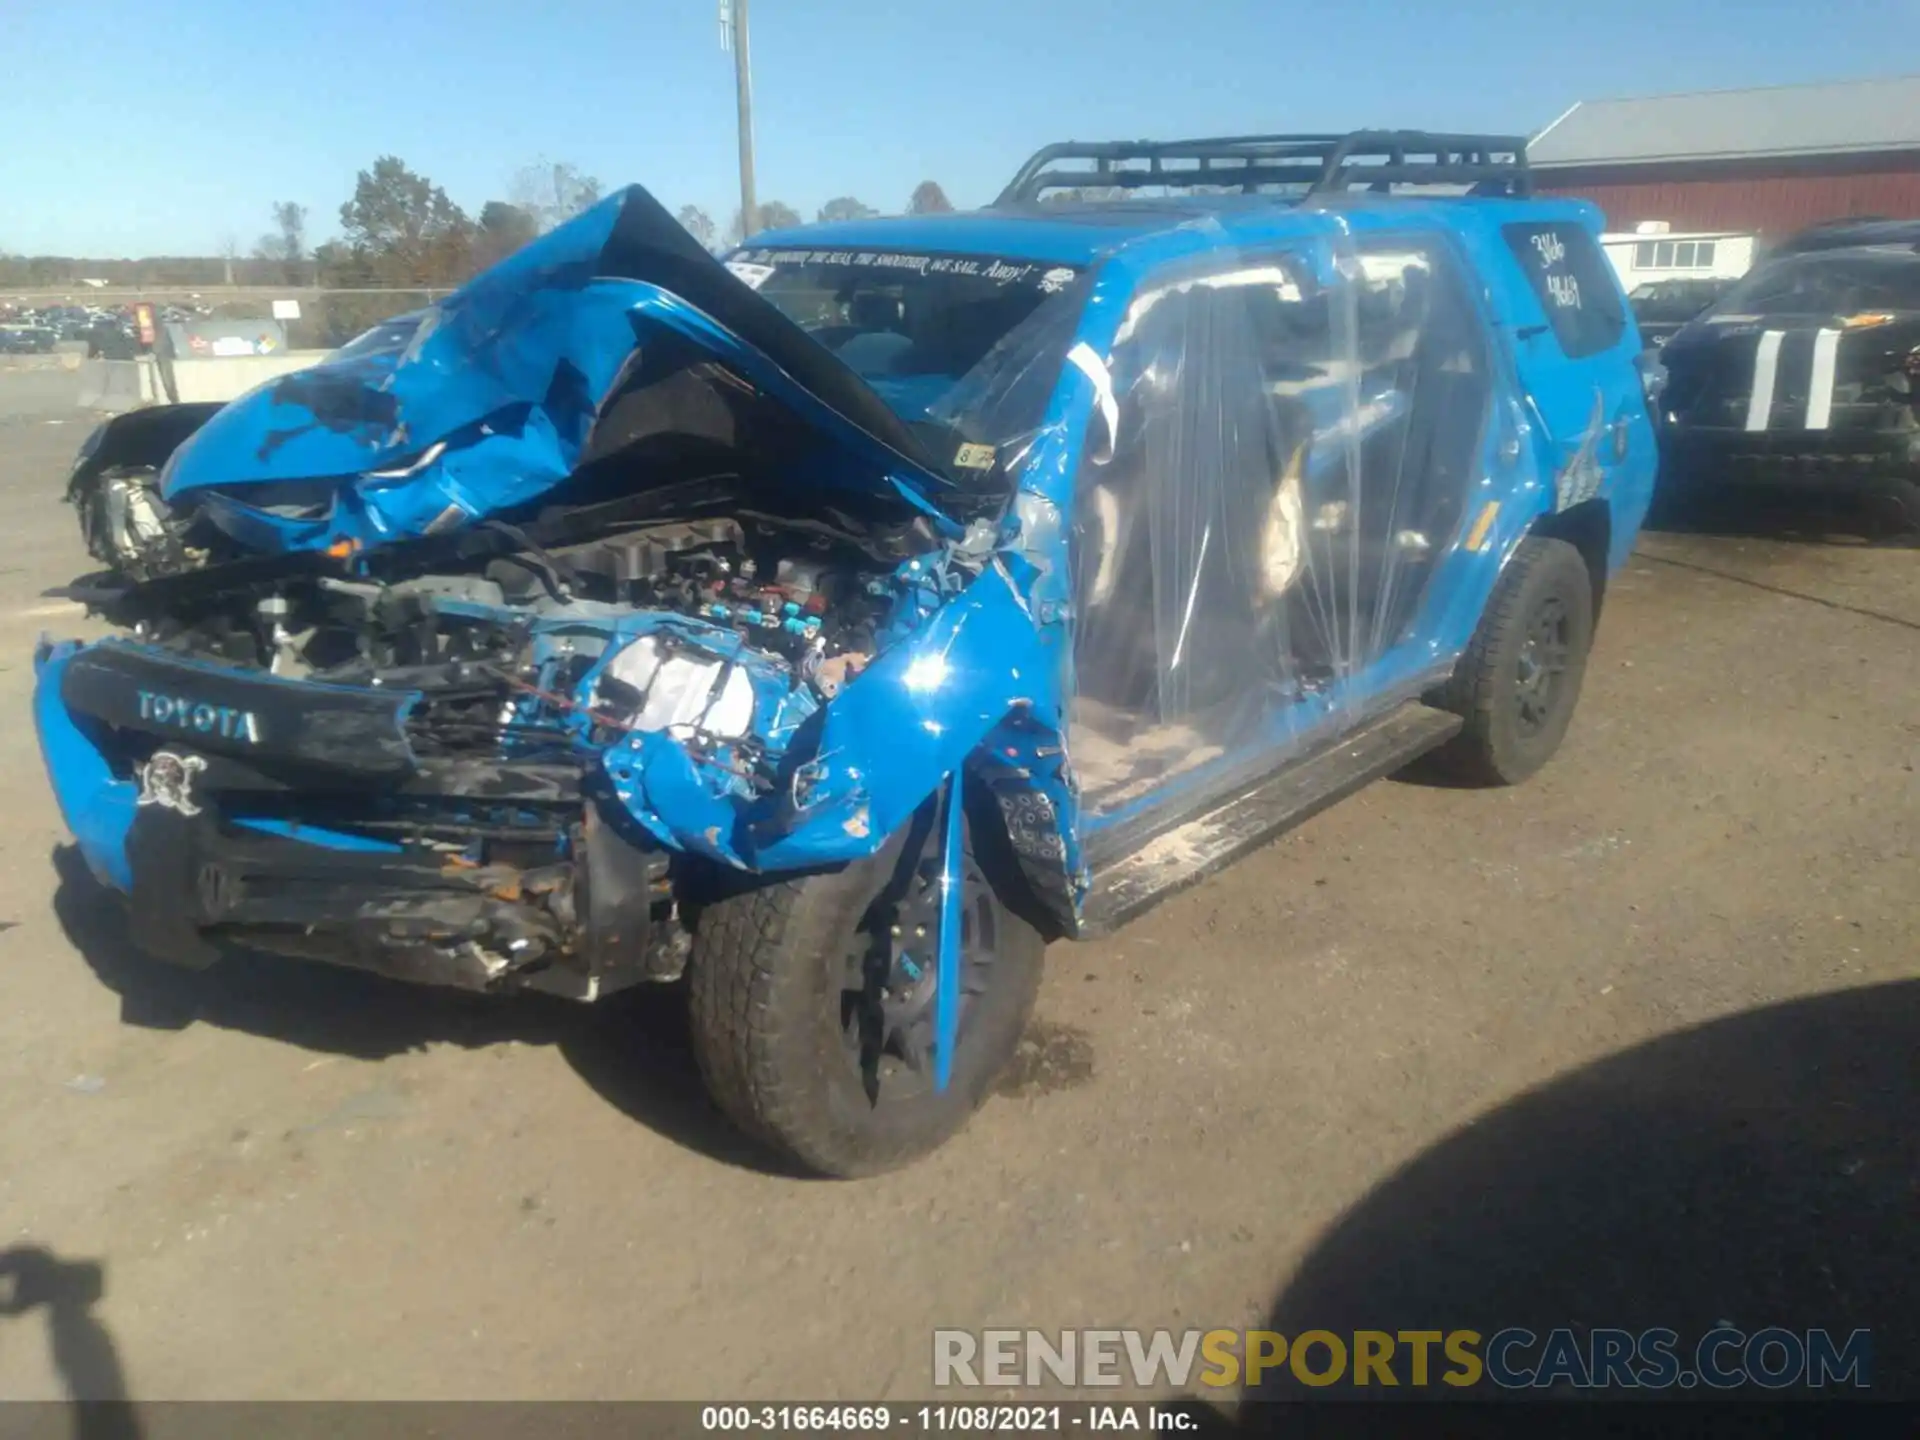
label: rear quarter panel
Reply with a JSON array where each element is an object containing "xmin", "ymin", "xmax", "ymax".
[{"xmin": 1448, "ymin": 198, "xmax": 1658, "ymax": 579}]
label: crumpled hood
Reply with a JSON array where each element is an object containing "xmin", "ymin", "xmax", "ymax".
[{"xmin": 162, "ymin": 184, "xmax": 960, "ymax": 550}]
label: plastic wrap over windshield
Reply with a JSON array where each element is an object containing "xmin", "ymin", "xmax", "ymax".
[{"xmin": 1067, "ymin": 227, "xmax": 1492, "ymax": 825}]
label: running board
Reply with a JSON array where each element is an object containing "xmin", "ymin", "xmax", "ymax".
[{"xmin": 1077, "ymin": 702, "xmax": 1463, "ymax": 937}]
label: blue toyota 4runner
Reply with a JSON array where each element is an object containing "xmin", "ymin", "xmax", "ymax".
[{"xmin": 39, "ymin": 133, "xmax": 1657, "ymax": 1176}]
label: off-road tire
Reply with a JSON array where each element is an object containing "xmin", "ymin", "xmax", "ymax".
[
  {"xmin": 686, "ymin": 815, "xmax": 1045, "ymax": 1178},
  {"xmin": 1433, "ymin": 535, "xmax": 1595, "ymax": 786}
]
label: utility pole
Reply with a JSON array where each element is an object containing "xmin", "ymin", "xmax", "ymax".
[{"xmin": 722, "ymin": 0, "xmax": 758, "ymax": 240}]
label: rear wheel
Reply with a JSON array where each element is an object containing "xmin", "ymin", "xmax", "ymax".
[
  {"xmin": 686, "ymin": 805, "xmax": 1044, "ymax": 1177},
  {"xmin": 1433, "ymin": 535, "xmax": 1595, "ymax": 786}
]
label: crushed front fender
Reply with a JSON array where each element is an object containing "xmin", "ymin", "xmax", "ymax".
[{"xmin": 600, "ymin": 558, "xmax": 1064, "ymax": 874}]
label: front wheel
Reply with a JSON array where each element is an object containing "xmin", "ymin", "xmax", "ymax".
[
  {"xmin": 1432, "ymin": 535, "xmax": 1595, "ymax": 786},
  {"xmin": 686, "ymin": 805, "xmax": 1045, "ymax": 1177}
]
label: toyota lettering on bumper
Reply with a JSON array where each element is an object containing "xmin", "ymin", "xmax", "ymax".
[{"xmin": 136, "ymin": 689, "xmax": 264, "ymax": 744}]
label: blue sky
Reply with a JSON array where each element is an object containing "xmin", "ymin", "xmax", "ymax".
[{"xmin": 0, "ymin": 0, "xmax": 1912, "ymax": 256}]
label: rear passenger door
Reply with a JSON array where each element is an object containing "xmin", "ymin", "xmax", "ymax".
[{"xmin": 1498, "ymin": 219, "xmax": 1654, "ymax": 520}]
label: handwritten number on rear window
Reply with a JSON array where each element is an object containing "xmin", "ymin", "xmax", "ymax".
[{"xmin": 1502, "ymin": 223, "xmax": 1622, "ymax": 357}]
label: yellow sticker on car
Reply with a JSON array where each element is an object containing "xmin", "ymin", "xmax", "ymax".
[{"xmin": 1466, "ymin": 501, "xmax": 1501, "ymax": 552}]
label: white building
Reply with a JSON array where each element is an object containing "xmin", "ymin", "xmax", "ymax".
[{"xmin": 1600, "ymin": 221, "xmax": 1755, "ymax": 289}]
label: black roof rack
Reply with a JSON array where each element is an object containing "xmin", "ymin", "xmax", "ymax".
[{"xmin": 994, "ymin": 130, "xmax": 1531, "ymax": 206}]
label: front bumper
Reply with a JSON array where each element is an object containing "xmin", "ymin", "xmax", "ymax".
[
  {"xmin": 123, "ymin": 801, "xmax": 566, "ymax": 982},
  {"xmin": 34, "ymin": 638, "xmax": 668, "ymax": 998}
]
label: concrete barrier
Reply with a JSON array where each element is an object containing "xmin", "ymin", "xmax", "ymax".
[
  {"xmin": 73, "ymin": 350, "xmax": 329, "ymax": 411},
  {"xmin": 75, "ymin": 357, "xmax": 163, "ymax": 412},
  {"xmin": 164, "ymin": 351, "xmax": 326, "ymax": 404}
]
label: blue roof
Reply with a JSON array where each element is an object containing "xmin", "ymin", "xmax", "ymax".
[{"xmin": 743, "ymin": 193, "xmax": 1605, "ymax": 268}]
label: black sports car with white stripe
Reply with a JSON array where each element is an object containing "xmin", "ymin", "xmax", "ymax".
[{"xmin": 1658, "ymin": 220, "xmax": 1920, "ymax": 530}]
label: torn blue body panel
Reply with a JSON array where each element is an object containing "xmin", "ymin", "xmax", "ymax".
[
  {"xmin": 170, "ymin": 293, "xmax": 957, "ymax": 552},
  {"xmin": 163, "ymin": 187, "xmax": 963, "ymax": 556}
]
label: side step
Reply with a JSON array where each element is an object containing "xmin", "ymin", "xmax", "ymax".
[{"xmin": 1077, "ymin": 702, "xmax": 1463, "ymax": 938}]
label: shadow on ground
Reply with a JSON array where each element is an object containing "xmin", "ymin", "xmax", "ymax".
[
  {"xmin": 49, "ymin": 845, "xmax": 789, "ymax": 1176},
  {"xmin": 1225, "ymin": 978, "xmax": 1919, "ymax": 1420},
  {"xmin": 0, "ymin": 1245, "xmax": 142, "ymax": 1439}
]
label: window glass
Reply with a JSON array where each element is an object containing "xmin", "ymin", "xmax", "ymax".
[
  {"xmin": 1697, "ymin": 241, "xmax": 1716, "ymax": 268},
  {"xmin": 1674, "ymin": 241, "xmax": 1697, "ymax": 267},
  {"xmin": 1634, "ymin": 241, "xmax": 1656, "ymax": 269},
  {"xmin": 1707, "ymin": 249, "xmax": 1920, "ymax": 317},
  {"xmin": 726, "ymin": 246, "xmax": 1087, "ymax": 466},
  {"xmin": 1502, "ymin": 222, "xmax": 1627, "ymax": 359}
]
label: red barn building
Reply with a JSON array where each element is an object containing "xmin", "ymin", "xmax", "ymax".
[{"xmin": 1530, "ymin": 75, "xmax": 1920, "ymax": 242}]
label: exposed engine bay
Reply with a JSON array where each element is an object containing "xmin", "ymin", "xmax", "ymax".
[
  {"xmin": 51, "ymin": 466, "xmax": 1002, "ymax": 999},
  {"xmin": 77, "ymin": 485, "xmax": 951, "ymax": 791}
]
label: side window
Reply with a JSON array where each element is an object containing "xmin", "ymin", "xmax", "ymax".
[{"xmin": 1502, "ymin": 221, "xmax": 1625, "ymax": 359}]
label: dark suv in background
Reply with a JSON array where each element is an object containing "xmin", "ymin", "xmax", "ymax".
[{"xmin": 1658, "ymin": 218, "xmax": 1920, "ymax": 534}]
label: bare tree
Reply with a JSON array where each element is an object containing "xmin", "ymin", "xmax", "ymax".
[
  {"xmin": 473, "ymin": 201, "xmax": 540, "ymax": 270},
  {"xmin": 907, "ymin": 181, "xmax": 954, "ymax": 215},
  {"xmin": 676, "ymin": 205, "xmax": 718, "ymax": 250},
  {"xmin": 726, "ymin": 200, "xmax": 802, "ymax": 247},
  {"xmin": 252, "ymin": 201, "xmax": 310, "ymax": 284},
  {"xmin": 817, "ymin": 196, "xmax": 877, "ymax": 223},
  {"xmin": 510, "ymin": 160, "xmax": 604, "ymax": 233},
  {"xmin": 758, "ymin": 200, "xmax": 802, "ymax": 231}
]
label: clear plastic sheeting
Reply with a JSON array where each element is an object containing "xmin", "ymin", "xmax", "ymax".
[{"xmin": 1066, "ymin": 227, "xmax": 1491, "ymax": 822}]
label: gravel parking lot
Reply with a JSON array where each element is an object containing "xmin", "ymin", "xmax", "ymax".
[{"xmin": 0, "ymin": 389, "xmax": 1913, "ymax": 1403}]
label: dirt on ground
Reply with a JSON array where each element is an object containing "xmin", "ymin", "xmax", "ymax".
[{"xmin": 0, "ymin": 398, "xmax": 1913, "ymax": 1403}]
